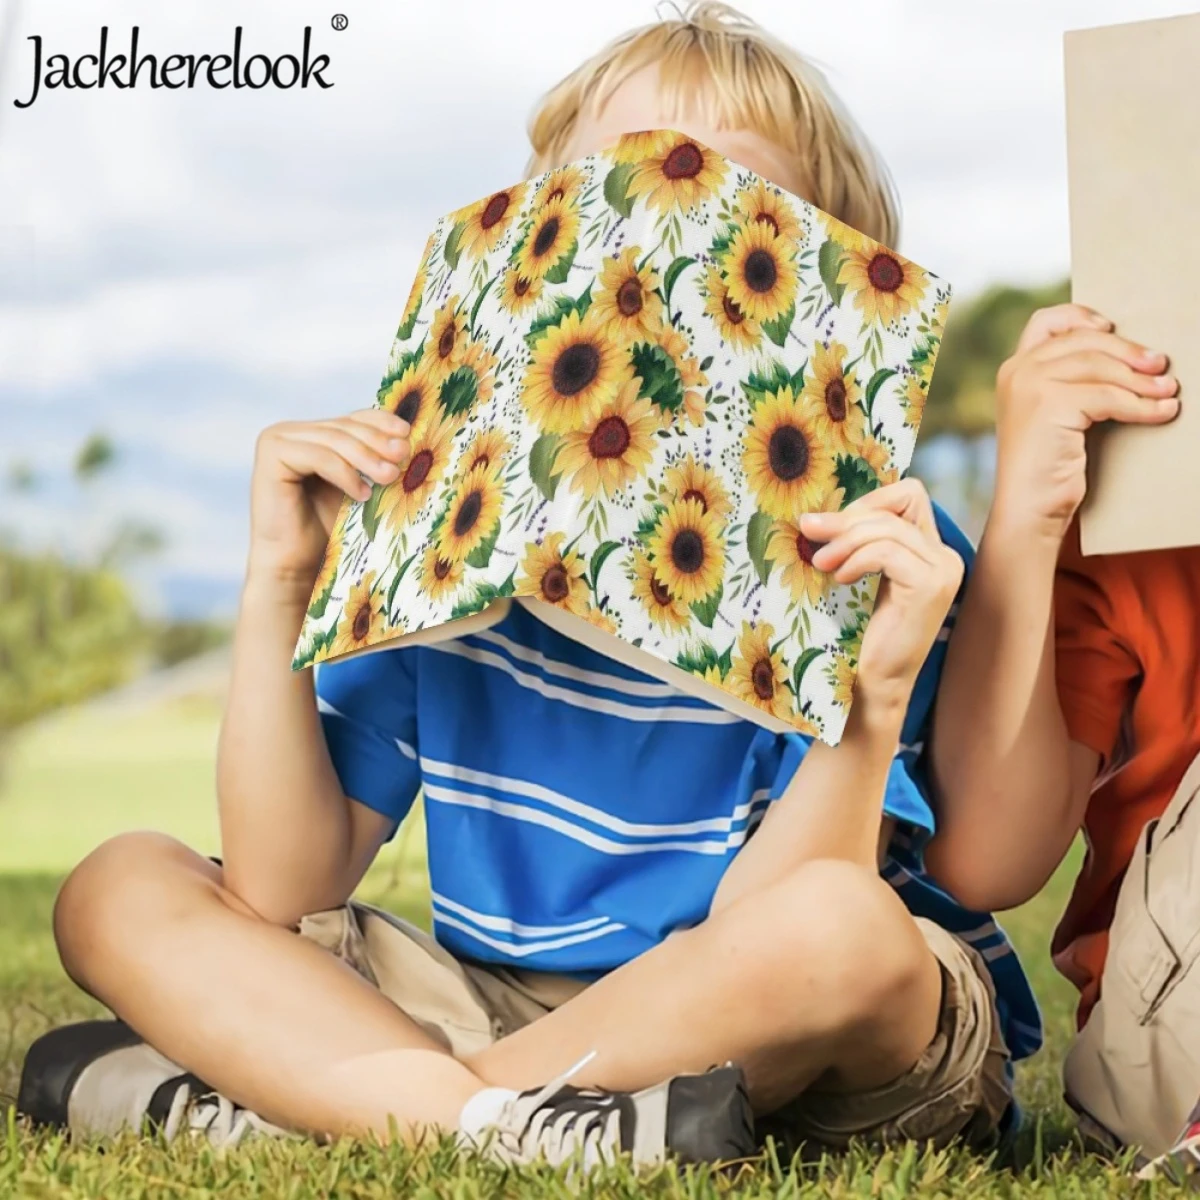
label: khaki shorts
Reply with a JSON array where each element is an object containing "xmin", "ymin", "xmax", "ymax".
[{"xmin": 299, "ymin": 904, "xmax": 1011, "ymax": 1152}]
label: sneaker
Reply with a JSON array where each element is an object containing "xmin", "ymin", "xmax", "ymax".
[
  {"xmin": 465, "ymin": 1058, "xmax": 755, "ymax": 1169},
  {"xmin": 17, "ymin": 1019, "xmax": 287, "ymax": 1148},
  {"xmin": 1134, "ymin": 1100, "xmax": 1200, "ymax": 1184}
]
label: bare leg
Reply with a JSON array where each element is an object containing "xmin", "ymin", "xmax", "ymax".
[{"xmin": 54, "ymin": 832, "xmax": 483, "ymax": 1135}]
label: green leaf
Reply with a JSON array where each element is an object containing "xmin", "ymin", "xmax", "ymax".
[
  {"xmin": 306, "ymin": 576, "xmax": 336, "ymax": 621},
  {"xmin": 603, "ymin": 163, "xmax": 637, "ymax": 219},
  {"xmin": 529, "ymin": 433, "xmax": 563, "ymax": 501},
  {"xmin": 635, "ymin": 503, "xmax": 666, "ymax": 543},
  {"xmin": 791, "ymin": 646, "xmax": 825, "ymax": 696},
  {"xmin": 717, "ymin": 644, "xmax": 734, "ymax": 674},
  {"xmin": 542, "ymin": 239, "xmax": 578, "ymax": 285},
  {"xmin": 630, "ymin": 342, "xmax": 684, "ymax": 415},
  {"xmin": 360, "ymin": 483, "xmax": 386, "ymax": 540},
  {"xmin": 761, "ymin": 301, "xmax": 796, "ymax": 348},
  {"xmin": 742, "ymin": 361, "xmax": 793, "ymax": 407},
  {"xmin": 443, "ymin": 221, "xmax": 465, "ymax": 270},
  {"xmin": 864, "ymin": 368, "xmax": 897, "ymax": 420},
  {"xmin": 497, "ymin": 567, "xmax": 516, "ymax": 598},
  {"xmin": 395, "ymin": 304, "xmax": 420, "ymax": 342},
  {"xmin": 708, "ymin": 226, "xmax": 735, "ymax": 261},
  {"xmin": 468, "ymin": 275, "xmax": 498, "ymax": 331},
  {"xmin": 589, "ymin": 540, "xmax": 622, "ymax": 592},
  {"xmin": 746, "ymin": 510, "xmax": 776, "ymax": 586},
  {"xmin": 835, "ymin": 455, "xmax": 880, "ymax": 505},
  {"xmin": 387, "ymin": 552, "xmax": 418, "ymax": 608},
  {"xmin": 690, "ymin": 582, "xmax": 723, "ymax": 629},
  {"xmin": 465, "ymin": 520, "xmax": 502, "ymax": 569},
  {"xmin": 818, "ymin": 238, "xmax": 846, "ymax": 306},
  {"xmin": 674, "ymin": 641, "xmax": 721, "ymax": 675},
  {"xmin": 439, "ymin": 366, "xmax": 479, "ymax": 418},
  {"xmin": 662, "ymin": 256, "xmax": 696, "ymax": 306}
]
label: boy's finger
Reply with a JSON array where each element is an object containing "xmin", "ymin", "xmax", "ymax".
[
  {"xmin": 286, "ymin": 426, "xmax": 402, "ymax": 487},
  {"xmin": 275, "ymin": 440, "xmax": 372, "ymax": 501},
  {"xmin": 352, "ymin": 407, "xmax": 412, "ymax": 436},
  {"xmin": 1032, "ymin": 328, "xmax": 1168, "ymax": 374},
  {"xmin": 1047, "ymin": 351, "xmax": 1178, "ymax": 398},
  {"xmin": 837, "ymin": 477, "xmax": 938, "ymax": 537},
  {"xmin": 1017, "ymin": 304, "xmax": 1112, "ymax": 353},
  {"xmin": 810, "ymin": 513, "xmax": 937, "ymax": 574},
  {"xmin": 1077, "ymin": 384, "xmax": 1181, "ymax": 427},
  {"xmin": 337, "ymin": 415, "xmax": 412, "ymax": 463},
  {"xmin": 829, "ymin": 540, "xmax": 927, "ymax": 589}
]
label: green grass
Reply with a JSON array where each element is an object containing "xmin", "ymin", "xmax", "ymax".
[{"xmin": 0, "ymin": 699, "xmax": 1175, "ymax": 1196}]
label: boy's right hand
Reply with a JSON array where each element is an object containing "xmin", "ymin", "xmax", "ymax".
[
  {"xmin": 993, "ymin": 303, "xmax": 1180, "ymax": 541},
  {"xmin": 247, "ymin": 410, "xmax": 410, "ymax": 594}
]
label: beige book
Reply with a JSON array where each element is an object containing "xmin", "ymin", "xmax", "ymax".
[{"xmin": 1066, "ymin": 12, "xmax": 1200, "ymax": 555}]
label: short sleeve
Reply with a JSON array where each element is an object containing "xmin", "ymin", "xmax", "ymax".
[
  {"xmin": 1054, "ymin": 523, "xmax": 1139, "ymax": 763},
  {"xmin": 315, "ymin": 649, "xmax": 422, "ymax": 828}
]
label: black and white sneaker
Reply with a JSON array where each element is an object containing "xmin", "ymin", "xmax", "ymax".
[
  {"xmin": 464, "ymin": 1058, "xmax": 755, "ymax": 1168},
  {"xmin": 17, "ymin": 1019, "xmax": 287, "ymax": 1148}
]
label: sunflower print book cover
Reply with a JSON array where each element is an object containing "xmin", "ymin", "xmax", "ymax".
[{"xmin": 293, "ymin": 130, "xmax": 951, "ymax": 746}]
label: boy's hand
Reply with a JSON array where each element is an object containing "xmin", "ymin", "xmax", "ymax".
[
  {"xmin": 802, "ymin": 479, "xmax": 962, "ymax": 716},
  {"xmin": 248, "ymin": 410, "xmax": 410, "ymax": 594},
  {"xmin": 994, "ymin": 303, "xmax": 1179, "ymax": 540}
]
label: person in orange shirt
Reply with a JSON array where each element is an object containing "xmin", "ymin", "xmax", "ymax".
[{"xmin": 926, "ymin": 302, "xmax": 1200, "ymax": 1179}]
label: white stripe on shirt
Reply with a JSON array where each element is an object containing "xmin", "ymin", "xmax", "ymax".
[
  {"xmin": 430, "ymin": 892, "xmax": 619, "ymax": 939},
  {"xmin": 431, "ymin": 909, "xmax": 627, "ymax": 956}
]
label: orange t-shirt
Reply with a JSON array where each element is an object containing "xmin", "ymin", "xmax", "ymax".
[{"xmin": 1052, "ymin": 522, "xmax": 1200, "ymax": 1027}]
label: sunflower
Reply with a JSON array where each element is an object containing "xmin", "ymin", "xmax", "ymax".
[
  {"xmin": 593, "ymin": 248, "xmax": 663, "ymax": 343},
  {"xmin": 579, "ymin": 605, "xmax": 618, "ymax": 636},
  {"xmin": 608, "ymin": 129, "xmax": 676, "ymax": 164},
  {"xmin": 727, "ymin": 622, "xmax": 791, "ymax": 722},
  {"xmin": 860, "ymin": 435, "xmax": 900, "ymax": 486},
  {"xmin": 722, "ymin": 221, "xmax": 798, "ymax": 324},
  {"xmin": 769, "ymin": 487, "xmax": 845, "ymax": 606},
  {"xmin": 630, "ymin": 550, "xmax": 691, "ymax": 632},
  {"xmin": 376, "ymin": 415, "xmax": 457, "ymax": 528},
  {"xmin": 646, "ymin": 498, "xmax": 726, "ymax": 605},
  {"xmin": 461, "ymin": 427, "xmax": 511, "ymax": 476},
  {"xmin": 398, "ymin": 235, "xmax": 433, "ymax": 333},
  {"xmin": 735, "ymin": 180, "xmax": 803, "ymax": 243},
  {"xmin": 535, "ymin": 165, "xmax": 587, "ymax": 208},
  {"xmin": 457, "ymin": 340, "xmax": 498, "ymax": 409},
  {"xmin": 819, "ymin": 212, "xmax": 872, "ymax": 257},
  {"xmin": 378, "ymin": 359, "xmax": 437, "ymax": 435},
  {"xmin": 439, "ymin": 463, "xmax": 504, "ymax": 563},
  {"xmin": 838, "ymin": 246, "xmax": 928, "ymax": 327},
  {"xmin": 456, "ymin": 183, "xmax": 527, "ymax": 260},
  {"xmin": 801, "ymin": 341, "xmax": 865, "ymax": 455},
  {"xmin": 309, "ymin": 506, "xmax": 349, "ymax": 610},
  {"xmin": 902, "ymin": 374, "xmax": 927, "ymax": 429},
  {"xmin": 515, "ymin": 196, "xmax": 580, "ymax": 280},
  {"xmin": 828, "ymin": 649, "xmax": 857, "ymax": 710},
  {"xmin": 556, "ymin": 378, "xmax": 657, "ymax": 497},
  {"xmin": 661, "ymin": 455, "xmax": 731, "ymax": 521},
  {"xmin": 425, "ymin": 297, "xmax": 468, "ymax": 383},
  {"xmin": 419, "ymin": 544, "xmax": 465, "ymax": 603},
  {"xmin": 499, "ymin": 268, "xmax": 543, "ymax": 316},
  {"xmin": 700, "ymin": 664, "xmax": 725, "ymax": 688},
  {"xmin": 523, "ymin": 308, "xmax": 631, "ymax": 433},
  {"xmin": 743, "ymin": 387, "xmax": 836, "ymax": 519},
  {"xmin": 627, "ymin": 134, "xmax": 727, "ymax": 212},
  {"xmin": 702, "ymin": 265, "xmax": 763, "ymax": 350},
  {"xmin": 514, "ymin": 532, "xmax": 589, "ymax": 615},
  {"xmin": 329, "ymin": 572, "xmax": 387, "ymax": 659},
  {"xmin": 655, "ymin": 326, "xmax": 708, "ymax": 429}
]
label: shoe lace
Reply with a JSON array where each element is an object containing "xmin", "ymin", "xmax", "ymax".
[{"xmin": 162, "ymin": 1082, "xmax": 287, "ymax": 1150}]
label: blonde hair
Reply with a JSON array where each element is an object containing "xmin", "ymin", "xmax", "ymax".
[{"xmin": 526, "ymin": 1, "xmax": 899, "ymax": 247}]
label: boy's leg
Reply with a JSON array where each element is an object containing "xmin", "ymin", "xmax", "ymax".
[{"xmin": 52, "ymin": 831, "xmax": 486, "ymax": 1134}]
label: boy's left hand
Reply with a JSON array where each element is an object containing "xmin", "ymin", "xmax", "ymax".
[{"xmin": 801, "ymin": 479, "xmax": 963, "ymax": 714}]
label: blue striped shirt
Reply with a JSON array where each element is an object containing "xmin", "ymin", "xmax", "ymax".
[{"xmin": 315, "ymin": 503, "xmax": 1041, "ymax": 1060}]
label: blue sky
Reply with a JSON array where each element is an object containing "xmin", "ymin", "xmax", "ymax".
[{"xmin": 1, "ymin": 0, "xmax": 1192, "ymax": 616}]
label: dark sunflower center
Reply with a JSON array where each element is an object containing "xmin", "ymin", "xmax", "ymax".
[
  {"xmin": 754, "ymin": 212, "xmax": 780, "ymax": 234},
  {"xmin": 402, "ymin": 449, "xmax": 434, "ymax": 492},
  {"xmin": 438, "ymin": 325, "xmax": 456, "ymax": 359},
  {"xmin": 541, "ymin": 563, "xmax": 570, "ymax": 602},
  {"xmin": 751, "ymin": 657, "xmax": 775, "ymax": 700},
  {"xmin": 671, "ymin": 528, "xmax": 705, "ymax": 574},
  {"xmin": 744, "ymin": 248, "xmax": 778, "ymax": 294},
  {"xmin": 796, "ymin": 531, "xmax": 824, "ymax": 565},
  {"xmin": 395, "ymin": 387, "xmax": 422, "ymax": 425},
  {"xmin": 866, "ymin": 253, "xmax": 903, "ymax": 293},
  {"xmin": 513, "ymin": 276, "xmax": 531, "ymax": 297},
  {"xmin": 722, "ymin": 294, "xmax": 745, "ymax": 325},
  {"xmin": 352, "ymin": 603, "xmax": 372, "ymax": 641},
  {"xmin": 533, "ymin": 216, "xmax": 560, "ymax": 258},
  {"xmin": 662, "ymin": 142, "xmax": 704, "ymax": 179},
  {"xmin": 616, "ymin": 277, "xmax": 643, "ymax": 317},
  {"xmin": 552, "ymin": 342, "xmax": 601, "ymax": 397},
  {"xmin": 768, "ymin": 424, "xmax": 810, "ymax": 482},
  {"xmin": 480, "ymin": 192, "xmax": 510, "ymax": 230},
  {"xmin": 453, "ymin": 490, "xmax": 482, "ymax": 536},
  {"xmin": 824, "ymin": 378, "xmax": 848, "ymax": 423},
  {"xmin": 433, "ymin": 557, "xmax": 453, "ymax": 580},
  {"xmin": 588, "ymin": 415, "xmax": 631, "ymax": 460},
  {"xmin": 681, "ymin": 487, "xmax": 708, "ymax": 511},
  {"xmin": 649, "ymin": 574, "xmax": 673, "ymax": 606}
]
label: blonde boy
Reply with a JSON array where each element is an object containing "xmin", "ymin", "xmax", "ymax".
[{"xmin": 22, "ymin": 3, "xmax": 1028, "ymax": 1165}]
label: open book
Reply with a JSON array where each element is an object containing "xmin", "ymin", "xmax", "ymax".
[{"xmin": 292, "ymin": 130, "xmax": 950, "ymax": 746}]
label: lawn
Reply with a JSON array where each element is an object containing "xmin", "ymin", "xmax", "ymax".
[{"xmin": 0, "ymin": 698, "xmax": 1169, "ymax": 1197}]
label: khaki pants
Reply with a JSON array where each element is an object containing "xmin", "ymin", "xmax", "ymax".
[{"xmin": 1065, "ymin": 751, "xmax": 1200, "ymax": 1158}]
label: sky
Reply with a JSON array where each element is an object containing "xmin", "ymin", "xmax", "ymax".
[{"xmin": 0, "ymin": 0, "xmax": 1193, "ymax": 617}]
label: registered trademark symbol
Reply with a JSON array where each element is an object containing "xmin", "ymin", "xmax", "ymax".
[{"xmin": 331, "ymin": 13, "xmax": 348, "ymax": 30}]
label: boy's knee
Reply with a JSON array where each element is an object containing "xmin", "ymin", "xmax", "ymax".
[{"xmin": 54, "ymin": 831, "xmax": 204, "ymax": 981}]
